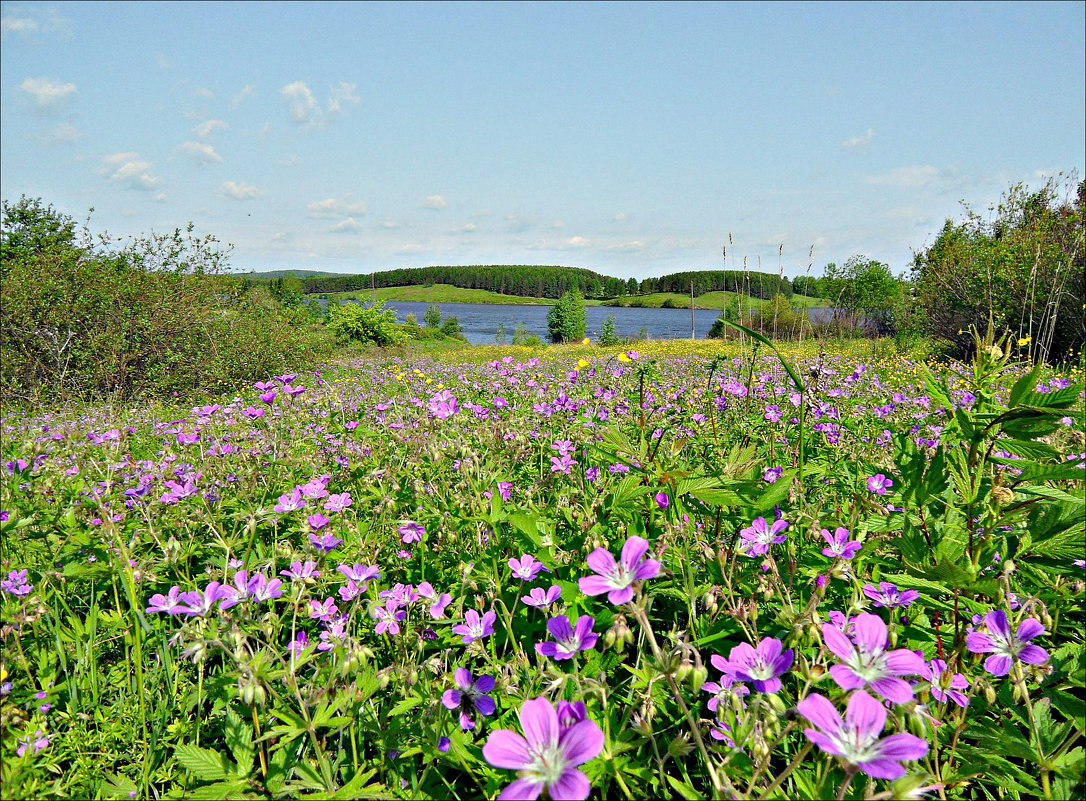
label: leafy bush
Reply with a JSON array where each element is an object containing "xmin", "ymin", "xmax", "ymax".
[
  {"xmin": 441, "ymin": 315, "xmax": 463, "ymax": 339},
  {"xmin": 326, "ymin": 301, "xmax": 406, "ymax": 346},
  {"xmin": 424, "ymin": 304, "xmax": 442, "ymax": 329},
  {"xmin": 0, "ymin": 197, "xmax": 331, "ymax": 407},
  {"xmin": 546, "ymin": 289, "xmax": 586, "ymax": 343},
  {"xmin": 913, "ymin": 175, "xmax": 1085, "ymax": 361},
  {"xmin": 599, "ymin": 314, "xmax": 621, "ymax": 346}
]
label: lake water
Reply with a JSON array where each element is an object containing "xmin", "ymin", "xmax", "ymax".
[{"xmin": 323, "ymin": 298, "xmax": 835, "ymax": 345}]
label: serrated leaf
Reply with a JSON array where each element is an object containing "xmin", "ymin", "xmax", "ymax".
[
  {"xmin": 186, "ymin": 780, "xmax": 250, "ymax": 800},
  {"xmin": 175, "ymin": 744, "xmax": 234, "ymax": 781},
  {"xmin": 666, "ymin": 774, "xmax": 702, "ymax": 800},
  {"xmin": 224, "ymin": 707, "xmax": 254, "ymax": 777},
  {"xmin": 389, "ymin": 696, "xmax": 423, "ymax": 717}
]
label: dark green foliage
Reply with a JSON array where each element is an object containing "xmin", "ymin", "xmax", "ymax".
[
  {"xmin": 638, "ymin": 270, "xmax": 792, "ymax": 299},
  {"xmin": 822, "ymin": 256, "xmax": 902, "ymax": 335},
  {"xmin": 599, "ymin": 314, "xmax": 621, "ymax": 346},
  {"xmin": 912, "ymin": 175, "xmax": 1085, "ymax": 361},
  {"xmin": 0, "ymin": 198, "xmax": 331, "ymax": 407},
  {"xmin": 440, "ymin": 315, "xmax": 463, "ymax": 339},
  {"xmin": 423, "ymin": 304, "xmax": 442, "ymax": 328},
  {"xmin": 546, "ymin": 290, "xmax": 587, "ymax": 343}
]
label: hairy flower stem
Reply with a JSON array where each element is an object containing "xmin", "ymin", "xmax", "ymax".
[
  {"xmin": 630, "ymin": 599, "xmax": 732, "ymax": 800},
  {"xmin": 836, "ymin": 770, "xmax": 855, "ymax": 801}
]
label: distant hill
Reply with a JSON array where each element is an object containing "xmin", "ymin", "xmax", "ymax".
[{"xmin": 243, "ymin": 269, "xmax": 346, "ymax": 280}]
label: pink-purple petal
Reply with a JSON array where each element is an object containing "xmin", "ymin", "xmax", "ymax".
[
  {"xmin": 868, "ymin": 676, "xmax": 915, "ymax": 704},
  {"xmin": 619, "ymin": 535, "xmax": 650, "ymax": 570},
  {"xmin": 585, "ymin": 548, "xmax": 617, "ymax": 577},
  {"xmin": 578, "ymin": 575, "xmax": 614, "ymax": 597},
  {"xmin": 844, "ymin": 689, "xmax": 887, "ymax": 737},
  {"xmin": 558, "ymin": 720, "xmax": 605, "ymax": 766},
  {"xmin": 829, "ymin": 663, "xmax": 867, "ymax": 691},
  {"xmin": 497, "ymin": 778, "xmax": 545, "ymax": 800},
  {"xmin": 519, "ymin": 697, "xmax": 559, "ymax": 751},
  {"xmin": 547, "ymin": 769, "xmax": 592, "ymax": 801},
  {"xmin": 483, "ymin": 730, "xmax": 532, "ymax": 769},
  {"xmin": 797, "ymin": 693, "xmax": 843, "ymax": 735},
  {"xmin": 822, "ymin": 623, "xmax": 856, "ymax": 662},
  {"xmin": 1018, "ymin": 644, "xmax": 1049, "ymax": 665}
]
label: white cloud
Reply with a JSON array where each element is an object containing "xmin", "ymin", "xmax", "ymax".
[
  {"xmin": 220, "ymin": 181, "xmax": 259, "ymax": 200},
  {"xmin": 381, "ymin": 219, "xmax": 404, "ymax": 229},
  {"xmin": 155, "ymin": 53, "xmax": 173, "ymax": 70},
  {"xmin": 864, "ymin": 165, "xmax": 944, "ymax": 187},
  {"xmin": 192, "ymin": 119, "xmax": 228, "ymax": 139},
  {"xmin": 563, "ymin": 236, "xmax": 590, "ymax": 248},
  {"xmin": 840, "ymin": 128, "xmax": 875, "ymax": 149},
  {"xmin": 154, "ymin": 192, "xmax": 168, "ymax": 203},
  {"xmin": 282, "ymin": 81, "xmax": 319, "ymax": 124},
  {"xmin": 399, "ymin": 243, "xmax": 427, "ymax": 254},
  {"xmin": 327, "ymin": 81, "xmax": 360, "ymax": 115},
  {"xmin": 611, "ymin": 212, "xmax": 628, "ymax": 222},
  {"xmin": 607, "ymin": 240, "xmax": 646, "ymax": 253},
  {"xmin": 421, "ymin": 194, "xmax": 448, "ymax": 210},
  {"xmin": 330, "ymin": 217, "xmax": 364, "ymax": 233},
  {"xmin": 232, "ymin": 84, "xmax": 255, "ymax": 107},
  {"xmin": 461, "ymin": 222, "xmax": 476, "ymax": 232},
  {"xmin": 101, "ymin": 152, "xmax": 159, "ymax": 191},
  {"xmin": 177, "ymin": 141, "xmax": 222, "ymax": 165},
  {"xmin": 282, "ymin": 80, "xmax": 359, "ymax": 127},
  {"xmin": 194, "ymin": 87, "xmax": 215, "ymax": 100},
  {"xmin": 44, "ymin": 121, "xmax": 83, "ymax": 145},
  {"xmin": 306, "ymin": 193, "xmax": 367, "ymax": 218},
  {"xmin": 1, "ymin": 13, "xmax": 37, "ymax": 36},
  {"xmin": 20, "ymin": 76, "xmax": 77, "ymax": 114}
]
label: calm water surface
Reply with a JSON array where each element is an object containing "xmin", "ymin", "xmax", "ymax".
[{"xmin": 325, "ymin": 298, "xmax": 836, "ymax": 345}]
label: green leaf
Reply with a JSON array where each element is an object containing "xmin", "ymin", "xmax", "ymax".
[
  {"xmin": 224, "ymin": 707, "xmax": 254, "ymax": 777},
  {"xmin": 1009, "ymin": 363, "xmax": 1042, "ymax": 406},
  {"xmin": 186, "ymin": 781, "xmax": 250, "ymax": 800},
  {"xmin": 175, "ymin": 744, "xmax": 234, "ymax": 782},
  {"xmin": 996, "ymin": 438, "xmax": 1060, "ymax": 460},
  {"xmin": 389, "ymin": 696, "xmax": 423, "ymax": 717},
  {"xmin": 666, "ymin": 774, "xmax": 703, "ymax": 800},
  {"xmin": 506, "ymin": 512, "xmax": 544, "ymax": 548}
]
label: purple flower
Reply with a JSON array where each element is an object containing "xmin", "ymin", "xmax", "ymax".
[
  {"xmin": 309, "ymin": 597, "xmax": 339, "ymax": 622},
  {"xmin": 452, "ymin": 609, "xmax": 496, "ymax": 643},
  {"xmin": 654, "ymin": 492, "xmax": 669, "ymax": 510},
  {"xmin": 281, "ymin": 560, "xmax": 320, "ymax": 581},
  {"xmin": 178, "ymin": 582, "xmax": 236, "ymax": 616},
  {"xmin": 482, "ymin": 696, "xmax": 604, "ymax": 801},
  {"xmin": 299, "ymin": 476, "xmax": 330, "ymax": 499},
  {"xmin": 535, "ymin": 615, "xmax": 598, "ymax": 660},
  {"xmin": 273, "ymin": 486, "xmax": 308, "ymax": 512},
  {"xmin": 16, "ymin": 729, "xmax": 50, "ymax": 757},
  {"xmin": 763, "ymin": 466, "xmax": 783, "ymax": 483},
  {"xmin": 338, "ymin": 563, "xmax": 381, "ymax": 587},
  {"xmin": 700, "ymin": 675, "xmax": 750, "ymax": 712},
  {"xmin": 863, "ymin": 582, "xmax": 919, "ymax": 608},
  {"xmin": 375, "ymin": 600, "xmax": 407, "ymax": 635},
  {"xmin": 318, "ymin": 618, "xmax": 349, "ymax": 651},
  {"xmin": 820, "ymin": 527, "xmax": 861, "ymax": 559},
  {"xmin": 920, "ymin": 659, "xmax": 970, "ymax": 707},
  {"xmin": 308, "ymin": 531, "xmax": 342, "ymax": 553},
  {"xmin": 398, "ymin": 521, "xmax": 425, "ymax": 544},
  {"xmin": 441, "ymin": 668, "xmax": 497, "ymax": 730},
  {"xmin": 417, "ymin": 582, "xmax": 452, "ymax": 618},
  {"xmin": 323, "ymin": 492, "xmax": 353, "ymax": 513},
  {"xmin": 429, "ymin": 390, "xmax": 460, "ymax": 419},
  {"xmin": 550, "ymin": 453, "xmax": 577, "ymax": 474},
  {"xmin": 242, "ymin": 406, "xmax": 265, "ymax": 419},
  {"xmin": 822, "ymin": 612, "xmax": 926, "ymax": 703},
  {"xmin": 306, "ymin": 512, "xmax": 331, "ymax": 531},
  {"xmin": 866, "ymin": 473, "xmax": 894, "ymax": 495},
  {"xmin": 578, "ymin": 535, "xmax": 661, "ymax": 605},
  {"xmin": 509, "ymin": 554, "xmax": 547, "ymax": 581},
  {"xmin": 497, "ymin": 481, "xmax": 513, "ymax": 501},
  {"xmin": 738, "ymin": 516, "xmax": 788, "ymax": 557},
  {"xmin": 710, "ymin": 637, "xmax": 793, "ymax": 693},
  {"xmin": 966, "ymin": 610, "xmax": 1049, "ymax": 677},
  {"xmin": 522, "ymin": 585, "xmax": 562, "ymax": 608},
  {"xmin": 145, "ymin": 585, "xmax": 186, "ymax": 614},
  {"xmin": 1, "ymin": 569, "xmax": 34, "ymax": 597},
  {"xmin": 259, "ymin": 391, "xmax": 277, "ymax": 405},
  {"xmin": 437, "ymin": 737, "xmax": 451, "ymax": 753},
  {"xmin": 798, "ymin": 690, "xmax": 928, "ymax": 780}
]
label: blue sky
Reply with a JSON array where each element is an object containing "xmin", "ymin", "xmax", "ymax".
[{"xmin": 2, "ymin": 1, "xmax": 1083, "ymax": 279}]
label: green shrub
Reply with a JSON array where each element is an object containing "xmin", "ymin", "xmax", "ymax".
[
  {"xmin": 423, "ymin": 303, "xmax": 442, "ymax": 329},
  {"xmin": 0, "ymin": 197, "xmax": 331, "ymax": 407},
  {"xmin": 546, "ymin": 289, "xmax": 586, "ymax": 343},
  {"xmin": 599, "ymin": 314, "xmax": 621, "ymax": 345},
  {"xmin": 440, "ymin": 315, "xmax": 463, "ymax": 339},
  {"xmin": 326, "ymin": 301, "xmax": 406, "ymax": 346}
]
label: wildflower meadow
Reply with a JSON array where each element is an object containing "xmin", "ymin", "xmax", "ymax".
[{"xmin": 1, "ymin": 331, "xmax": 1083, "ymax": 800}]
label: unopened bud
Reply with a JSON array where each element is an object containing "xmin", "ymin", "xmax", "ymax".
[
  {"xmin": 983, "ymin": 683, "xmax": 997, "ymax": 705},
  {"xmin": 689, "ymin": 666, "xmax": 709, "ymax": 694},
  {"xmin": 668, "ymin": 734, "xmax": 694, "ymax": 759},
  {"xmin": 991, "ymin": 486, "xmax": 1014, "ymax": 507}
]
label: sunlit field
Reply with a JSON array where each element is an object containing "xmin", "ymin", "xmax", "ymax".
[{"xmin": 1, "ymin": 337, "xmax": 1083, "ymax": 800}]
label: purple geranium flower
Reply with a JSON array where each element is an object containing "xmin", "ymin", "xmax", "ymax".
[
  {"xmin": 482, "ymin": 697, "xmax": 604, "ymax": 801},
  {"xmin": 274, "ymin": 488, "xmax": 306, "ymax": 514},
  {"xmin": 281, "ymin": 560, "xmax": 320, "ymax": 581},
  {"xmin": 429, "ymin": 390, "xmax": 459, "ymax": 419},
  {"xmin": 763, "ymin": 466, "xmax": 783, "ymax": 483},
  {"xmin": 578, "ymin": 535, "xmax": 661, "ymax": 605},
  {"xmin": 338, "ymin": 563, "xmax": 381, "ymax": 587},
  {"xmin": 16, "ymin": 729, "xmax": 50, "ymax": 757},
  {"xmin": 323, "ymin": 492, "xmax": 353, "ymax": 513},
  {"xmin": 145, "ymin": 585, "xmax": 186, "ymax": 614},
  {"xmin": 966, "ymin": 610, "xmax": 1048, "ymax": 677},
  {"xmin": 866, "ymin": 473, "xmax": 894, "ymax": 494},
  {"xmin": 920, "ymin": 659, "xmax": 970, "ymax": 707},
  {"xmin": 308, "ymin": 531, "xmax": 343, "ymax": 553},
  {"xmin": 398, "ymin": 521, "xmax": 425, "ymax": 544},
  {"xmin": 738, "ymin": 516, "xmax": 789, "ymax": 557},
  {"xmin": 821, "ymin": 527, "xmax": 861, "ymax": 559},
  {"xmin": 1, "ymin": 569, "xmax": 33, "ymax": 597},
  {"xmin": 178, "ymin": 581, "xmax": 236, "ymax": 617},
  {"xmin": 309, "ymin": 597, "xmax": 339, "ymax": 622},
  {"xmin": 700, "ymin": 675, "xmax": 750, "ymax": 712},
  {"xmin": 822, "ymin": 612, "xmax": 926, "ymax": 703},
  {"xmin": 710, "ymin": 637, "xmax": 793, "ymax": 693},
  {"xmin": 306, "ymin": 512, "xmax": 331, "ymax": 531},
  {"xmin": 374, "ymin": 600, "xmax": 407, "ymax": 635},
  {"xmin": 417, "ymin": 582, "xmax": 452, "ymax": 618},
  {"xmin": 509, "ymin": 554, "xmax": 547, "ymax": 581},
  {"xmin": 522, "ymin": 585, "xmax": 562, "ymax": 608},
  {"xmin": 798, "ymin": 690, "xmax": 928, "ymax": 780},
  {"xmin": 441, "ymin": 668, "xmax": 497, "ymax": 730},
  {"xmin": 536, "ymin": 615, "xmax": 598, "ymax": 660},
  {"xmin": 863, "ymin": 582, "xmax": 919, "ymax": 608},
  {"xmin": 654, "ymin": 492, "xmax": 669, "ymax": 510},
  {"xmin": 452, "ymin": 609, "xmax": 496, "ymax": 643}
]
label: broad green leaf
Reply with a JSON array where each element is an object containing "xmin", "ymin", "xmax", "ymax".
[{"xmin": 174, "ymin": 744, "xmax": 234, "ymax": 782}]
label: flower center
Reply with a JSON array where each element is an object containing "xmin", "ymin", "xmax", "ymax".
[{"xmin": 524, "ymin": 743, "xmax": 567, "ymax": 787}]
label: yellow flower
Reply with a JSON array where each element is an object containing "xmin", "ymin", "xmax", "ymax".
[
  {"xmin": 1017, "ymin": 336, "xmax": 1031, "ymax": 346},
  {"xmin": 581, "ymin": 337, "xmax": 590, "ymax": 345},
  {"xmin": 577, "ymin": 359, "xmax": 589, "ymax": 369},
  {"xmin": 617, "ymin": 353, "xmax": 630, "ymax": 363},
  {"xmin": 0, "ymin": 665, "xmax": 7, "ymax": 682}
]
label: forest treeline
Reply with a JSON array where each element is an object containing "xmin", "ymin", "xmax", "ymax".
[{"xmin": 299, "ymin": 265, "xmax": 798, "ymax": 300}]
